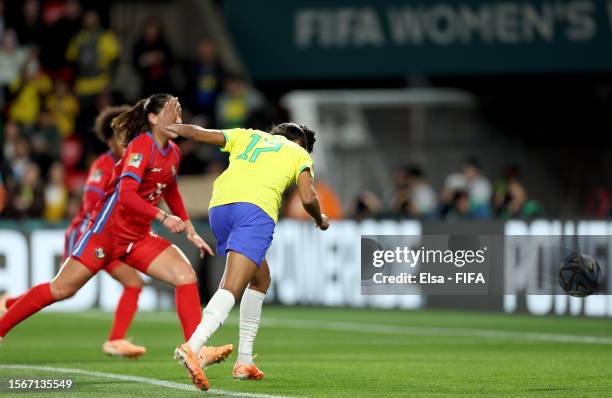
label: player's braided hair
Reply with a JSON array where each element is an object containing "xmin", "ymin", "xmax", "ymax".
[
  {"xmin": 111, "ymin": 93, "xmax": 172, "ymax": 146},
  {"xmin": 94, "ymin": 105, "xmax": 131, "ymax": 143},
  {"xmin": 270, "ymin": 123, "xmax": 316, "ymax": 153}
]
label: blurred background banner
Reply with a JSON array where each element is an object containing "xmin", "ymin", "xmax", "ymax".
[
  {"xmin": 226, "ymin": 0, "xmax": 612, "ymax": 79},
  {"xmin": 2, "ymin": 220, "xmax": 610, "ymax": 316}
]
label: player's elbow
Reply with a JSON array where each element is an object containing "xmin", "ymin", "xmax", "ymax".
[{"xmin": 300, "ymin": 193, "xmax": 318, "ymax": 207}]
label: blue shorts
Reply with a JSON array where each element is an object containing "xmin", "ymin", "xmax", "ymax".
[{"xmin": 209, "ymin": 202, "xmax": 275, "ymax": 267}]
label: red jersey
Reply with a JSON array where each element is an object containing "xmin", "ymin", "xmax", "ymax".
[
  {"xmin": 69, "ymin": 150, "xmax": 117, "ymax": 233},
  {"xmin": 89, "ymin": 133, "xmax": 182, "ymax": 242}
]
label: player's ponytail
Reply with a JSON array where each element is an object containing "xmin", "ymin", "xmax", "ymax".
[
  {"xmin": 112, "ymin": 93, "xmax": 173, "ymax": 146},
  {"xmin": 300, "ymin": 125, "xmax": 316, "ymax": 153}
]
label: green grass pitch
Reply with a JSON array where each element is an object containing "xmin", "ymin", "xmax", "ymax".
[{"xmin": 1, "ymin": 306, "xmax": 612, "ymax": 397}]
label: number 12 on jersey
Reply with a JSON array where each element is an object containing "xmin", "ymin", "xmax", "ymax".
[{"xmin": 237, "ymin": 134, "xmax": 283, "ymax": 163}]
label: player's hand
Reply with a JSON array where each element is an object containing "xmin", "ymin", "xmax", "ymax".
[
  {"xmin": 162, "ymin": 214, "xmax": 185, "ymax": 233},
  {"xmin": 316, "ymin": 214, "xmax": 329, "ymax": 231},
  {"xmin": 160, "ymin": 97, "xmax": 181, "ymax": 139},
  {"xmin": 187, "ymin": 232, "xmax": 215, "ymax": 258}
]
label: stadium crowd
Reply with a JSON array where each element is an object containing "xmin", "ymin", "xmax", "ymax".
[{"xmin": 0, "ymin": 1, "xmax": 606, "ymax": 222}]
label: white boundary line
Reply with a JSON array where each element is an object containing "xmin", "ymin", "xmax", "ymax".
[
  {"xmin": 60, "ymin": 313, "xmax": 612, "ymax": 345},
  {"xmin": 0, "ymin": 365, "xmax": 292, "ymax": 398}
]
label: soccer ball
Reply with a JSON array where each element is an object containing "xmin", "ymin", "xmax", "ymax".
[{"xmin": 558, "ymin": 253, "xmax": 601, "ymax": 297}]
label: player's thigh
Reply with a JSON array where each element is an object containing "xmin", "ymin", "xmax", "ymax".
[
  {"xmin": 249, "ymin": 258, "xmax": 271, "ymax": 294},
  {"xmin": 106, "ymin": 261, "xmax": 144, "ymax": 288},
  {"xmin": 145, "ymin": 245, "xmax": 197, "ymax": 286},
  {"xmin": 50, "ymin": 258, "xmax": 95, "ymax": 300},
  {"xmin": 219, "ymin": 250, "xmax": 259, "ymax": 299}
]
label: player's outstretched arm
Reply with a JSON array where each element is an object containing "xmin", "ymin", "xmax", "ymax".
[
  {"xmin": 160, "ymin": 97, "xmax": 226, "ymax": 146},
  {"xmin": 297, "ymin": 169, "xmax": 329, "ymax": 231},
  {"xmin": 163, "ymin": 178, "xmax": 214, "ymax": 258}
]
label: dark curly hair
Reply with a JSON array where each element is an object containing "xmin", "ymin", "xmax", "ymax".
[
  {"xmin": 94, "ymin": 105, "xmax": 131, "ymax": 143},
  {"xmin": 270, "ymin": 123, "xmax": 316, "ymax": 153},
  {"xmin": 111, "ymin": 93, "xmax": 172, "ymax": 146}
]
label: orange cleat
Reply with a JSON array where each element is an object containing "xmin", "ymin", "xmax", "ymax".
[
  {"xmin": 103, "ymin": 339, "xmax": 146, "ymax": 358},
  {"xmin": 0, "ymin": 293, "xmax": 9, "ymax": 315},
  {"xmin": 174, "ymin": 343, "xmax": 210, "ymax": 391},
  {"xmin": 233, "ymin": 361, "xmax": 264, "ymax": 381},
  {"xmin": 199, "ymin": 344, "xmax": 233, "ymax": 367}
]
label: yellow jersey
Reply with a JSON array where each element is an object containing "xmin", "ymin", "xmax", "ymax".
[{"xmin": 209, "ymin": 128, "xmax": 314, "ymax": 222}]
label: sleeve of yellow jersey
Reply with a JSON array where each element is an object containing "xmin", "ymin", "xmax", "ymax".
[
  {"xmin": 220, "ymin": 128, "xmax": 250, "ymax": 154},
  {"xmin": 295, "ymin": 150, "xmax": 315, "ymax": 184}
]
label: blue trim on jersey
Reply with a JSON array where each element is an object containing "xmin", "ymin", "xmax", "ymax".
[
  {"xmin": 72, "ymin": 230, "xmax": 92, "ymax": 257},
  {"xmin": 92, "ymin": 190, "xmax": 119, "ymax": 233},
  {"xmin": 67, "ymin": 229, "xmax": 78, "ymax": 254},
  {"xmin": 120, "ymin": 172, "xmax": 142, "ymax": 183},
  {"xmin": 78, "ymin": 215, "xmax": 90, "ymax": 234},
  {"xmin": 84, "ymin": 186, "xmax": 105, "ymax": 196},
  {"xmin": 147, "ymin": 132, "xmax": 171, "ymax": 157}
]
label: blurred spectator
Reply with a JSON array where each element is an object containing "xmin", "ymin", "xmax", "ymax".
[
  {"xmin": 8, "ymin": 51, "xmax": 52, "ymax": 126},
  {"xmin": 46, "ymin": 79, "xmax": 79, "ymax": 138},
  {"xmin": 585, "ymin": 187, "xmax": 612, "ymax": 218},
  {"xmin": 187, "ymin": 38, "xmax": 224, "ymax": 123},
  {"xmin": 494, "ymin": 165, "xmax": 527, "ymax": 218},
  {"xmin": 30, "ymin": 109, "xmax": 61, "ymax": 172},
  {"xmin": 133, "ymin": 17, "xmax": 173, "ymax": 96},
  {"xmin": 284, "ymin": 180, "xmax": 344, "ymax": 220},
  {"xmin": 14, "ymin": 0, "xmax": 44, "ymax": 46},
  {"xmin": 443, "ymin": 158, "xmax": 492, "ymax": 219},
  {"xmin": 46, "ymin": 0, "xmax": 82, "ymax": 73},
  {"xmin": 44, "ymin": 162, "xmax": 68, "ymax": 222},
  {"xmin": 9, "ymin": 138, "xmax": 32, "ymax": 183},
  {"xmin": 0, "ymin": 30, "xmax": 28, "ymax": 88},
  {"xmin": 66, "ymin": 10, "xmax": 119, "ymax": 98},
  {"xmin": 443, "ymin": 190, "xmax": 471, "ymax": 222},
  {"xmin": 351, "ymin": 191, "xmax": 382, "ymax": 221},
  {"xmin": 2, "ymin": 121, "xmax": 22, "ymax": 163},
  {"xmin": 406, "ymin": 166, "xmax": 437, "ymax": 218},
  {"xmin": 385, "ymin": 166, "xmax": 411, "ymax": 217},
  {"xmin": 216, "ymin": 74, "xmax": 264, "ymax": 129},
  {"xmin": 6, "ymin": 162, "xmax": 44, "ymax": 219}
]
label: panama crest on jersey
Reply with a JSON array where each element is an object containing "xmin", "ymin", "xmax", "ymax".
[
  {"xmin": 129, "ymin": 153, "xmax": 144, "ymax": 168},
  {"xmin": 95, "ymin": 247, "xmax": 105, "ymax": 259},
  {"xmin": 90, "ymin": 169, "xmax": 103, "ymax": 183}
]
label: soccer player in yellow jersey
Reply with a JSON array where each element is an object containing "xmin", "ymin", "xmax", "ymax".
[{"xmin": 159, "ymin": 98, "xmax": 329, "ymax": 391}]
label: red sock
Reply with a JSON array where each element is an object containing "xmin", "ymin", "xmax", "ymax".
[
  {"xmin": 107, "ymin": 286, "xmax": 142, "ymax": 341},
  {"xmin": 0, "ymin": 283, "xmax": 55, "ymax": 337},
  {"xmin": 175, "ymin": 283, "xmax": 202, "ymax": 341},
  {"xmin": 5, "ymin": 295, "xmax": 23, "ymax": 309}
]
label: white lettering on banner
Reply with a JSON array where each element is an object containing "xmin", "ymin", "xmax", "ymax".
[
  {"xmin": 266, "ymin": 220, "xmax": 422, "ymax": 310},
  {"xmin": 504, "ymin": 220, "xmax": 612, "ymax": 317},
  {"xmin": 296, "ymin": 8, "xmax": 384, "ymax": 49},
  {"xmin": 0, "ymin": 231, "xmax": 29, "ymax": 295},
  {"xmin": 296, "ymin": 1, "xmax": 599, "ymax": 49}
]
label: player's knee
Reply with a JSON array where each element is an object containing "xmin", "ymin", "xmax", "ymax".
[
  {"xmin": 125, "ymin": 276, "xmax": 145, "ymax": 289},
  {"xmin": 251, "ymin": 274, "xmax": 271, "ymax": 293},
  {"xmin": 51, "ymin": 284, "xmax": 78, "ymax": 301},
  {"xmin": 174, "ymin": 263, "xmax": 197, "ymax": 285}
]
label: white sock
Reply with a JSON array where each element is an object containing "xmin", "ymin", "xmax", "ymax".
[
  {"xmin": 188, "ymin": 289, "xmax": 235, "ymax": 353},
  {"xmin": 237, "ymin": 288, "xmax": 266, "ymax": 364}
]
